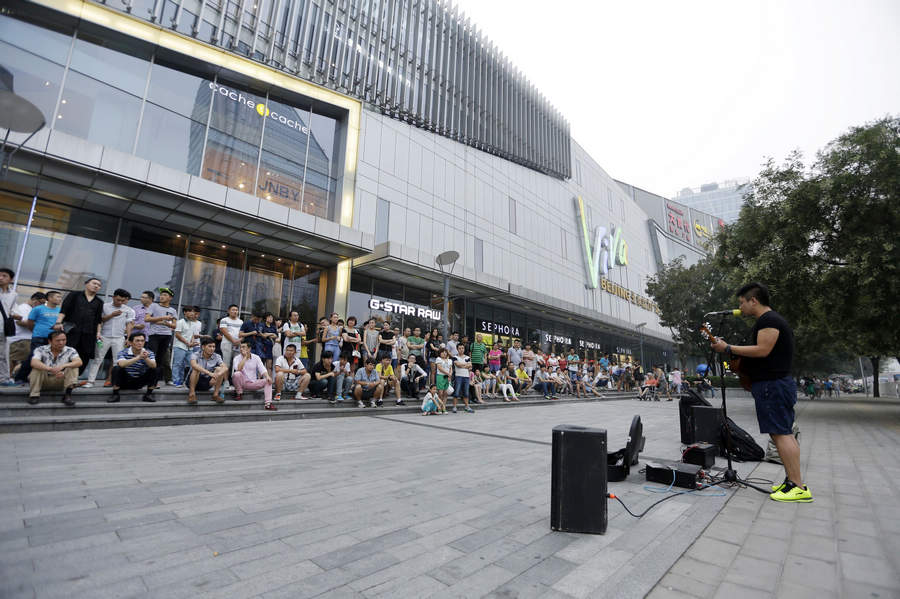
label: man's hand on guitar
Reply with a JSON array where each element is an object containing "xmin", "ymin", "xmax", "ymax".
[{"xmin": 710, "ymin": 337, "xmax": 729, "ymax": 353}]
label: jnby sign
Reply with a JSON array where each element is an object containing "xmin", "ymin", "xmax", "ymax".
[
  {"xmin": 574, "ymin": 196, "xmax": 628, "ymax": 289},
  {"xmin": 368, "ymin": 298, "xmax": 441, "ymax": 320}
]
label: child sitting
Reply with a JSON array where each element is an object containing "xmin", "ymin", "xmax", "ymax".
[{"xmin": 422, "ymin": 384, "xmax": 440, "ymax": 415}]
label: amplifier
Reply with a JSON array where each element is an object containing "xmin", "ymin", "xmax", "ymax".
[
  {"xmin": 683, "ymin": 443, "xmax": 717, "ymax": 469},
  {"xmin": 645, "ymin": 461, "xmax": 701, "ymax": 490},
  {"xmin": 551, "ymin": 424, "xmax": 607, "ymax": 534},
  {"xmin": 691, "ymin": 405, "xmax": 724, "ymax": 448}
]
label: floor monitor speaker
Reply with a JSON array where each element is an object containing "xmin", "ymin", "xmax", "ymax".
[
  {"xmin": 679, "ymin": 391, "xmax": 713, "ymax": 444},
  {"xmin": 691, "ymin": 405, "xmax": 724, "ymax": 449},
  {"xmin": 551, "ymin": 424, "xmax": 607, "ymax": 534}
]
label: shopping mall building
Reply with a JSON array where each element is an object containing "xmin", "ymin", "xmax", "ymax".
[{"xmin": 0, "ymin": 0, "xmax": 716, "ymax": 367}]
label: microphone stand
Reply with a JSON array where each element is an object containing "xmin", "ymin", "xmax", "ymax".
[{"xmin": 709, "ymin": 313, "xmax": 769, "ymax": 494}]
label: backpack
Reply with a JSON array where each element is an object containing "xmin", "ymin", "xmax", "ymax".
[{"xmin": 721, "ymin": 417, "xmax": 765, "ymax": 462}]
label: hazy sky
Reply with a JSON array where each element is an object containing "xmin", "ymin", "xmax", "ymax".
[{"xmin": 452, "ymin": 0, "xmax": 900, "ymax": 197}]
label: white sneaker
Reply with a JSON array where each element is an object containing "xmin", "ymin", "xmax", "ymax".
[
  {"xmin": 357, "ymin": 400, "xmax": 364, "ymax": 408},
  {"xmin": 82, "ymin": 382, "xmax": 94, "ymax": 388}
]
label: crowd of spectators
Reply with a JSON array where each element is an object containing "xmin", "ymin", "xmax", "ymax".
[{"xmin": 0, "ymin": 268, "xmax": 688, "ymax": 412}]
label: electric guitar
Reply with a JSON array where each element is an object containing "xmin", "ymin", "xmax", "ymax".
[{"xmin": 699, "ymin": 322, "xmax": 752, "ymax": 391}]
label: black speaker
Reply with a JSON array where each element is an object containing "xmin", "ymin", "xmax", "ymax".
[
  {"xmin": 679, "ymin": 391, "xmax": 712, "ymax": 444},
  {"xmin": 551, "ymin": 424, "xmax": 607, "ymax": 534},
  {"xmin": 691, "ymin": 405, "xmax": 724, "ymax": 449}
]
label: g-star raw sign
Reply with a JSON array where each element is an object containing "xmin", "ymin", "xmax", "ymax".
[
  {"xmin": 368, "ymin": 298, "xmax": 441, "ymax": 320},
  {"xmin": 574, "ymin": 196, "xmax": 628, "ymax": 289},
  {"xmin": 479, "ymin": 321, "xmax": 521, "ymax": 336}
]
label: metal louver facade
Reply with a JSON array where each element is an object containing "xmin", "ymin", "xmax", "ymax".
[{"xmin": 97, "ymin": 0, "xmax": 572, "ymax": 179}]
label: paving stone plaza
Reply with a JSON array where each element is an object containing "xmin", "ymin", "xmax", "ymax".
[{"xmin": 1, "ymin": 395, "xmax": 898, "ymax": 598}]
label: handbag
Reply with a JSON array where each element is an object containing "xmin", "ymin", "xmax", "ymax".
[{"xmin": 0, "ymin": 301, "xmax": 15, "ymax": 337}]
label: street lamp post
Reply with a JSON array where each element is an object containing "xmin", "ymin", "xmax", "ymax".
[
  {"xmin": 435, "ymin": 250, "xmax": 459, "ymax": 341},
  {"xmin": 1, "ymin": 66, "xmax": 47, "ymax": 295},
  {"xmin": 635, "ymin": 322, "xmax": 647, "ymax": 367}
]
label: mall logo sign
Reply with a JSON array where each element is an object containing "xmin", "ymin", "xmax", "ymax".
[
  {"xmin": 208, "ymin": 82, "xmax": 311, "ymax": 136},
  {"xmin": 574, "ymin": 196, "xmax": 628, "ymax": 289}
]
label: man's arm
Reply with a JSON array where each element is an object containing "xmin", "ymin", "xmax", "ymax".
[
  {"xmin": 220, "ymin": 323, "xmax": 239, "ymax": 344},
  {"xmin": 712, "ymin": 328, "xmax": 779, "ymax": 358}
]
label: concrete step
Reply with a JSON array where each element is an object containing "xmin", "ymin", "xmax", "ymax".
[{"xmin": 0, "ymin": 387, "xmax": 640, "ymax": 433}]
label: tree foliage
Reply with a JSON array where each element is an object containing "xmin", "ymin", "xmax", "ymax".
[
  {"xmin": 647, "ymin": 116, "xmax": 900, "ymax": 392},
  {"xmin": 645, "ymin": 256, "xmax": 748, "ymax": 370}
]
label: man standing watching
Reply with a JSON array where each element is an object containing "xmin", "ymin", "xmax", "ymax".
[
  {"xmin": 0, "ymin": 268, "xmax": 16, "ymax": 385},
  {"xmin": 27, "ymin": 330, "xmax": 82, "ymax": 405},
  {"xmin": 7, "ymin": 292, "xmax": 45, "ymax": 384},
  {"xmin": 219, "ymin": 304, "xmax": 243, "ymax": 386},
  {"xmin": 145, "ymin": 287, "xmax": 177, "ymax": 385},
  {"xmin": 710, "ymin": 282, "xmax": 811, "ymax": 503},
  {"xmin": 507, "ymin": 339, "xmax": 523, "ymax": 371},
  {"xmin": 110, "ymin": 332, "xmax": 158, "ymax": 403},
  {"xmin": 131, "ymin": 291, "xmax": 154, "ymax": 336},
  {"xmin": 17, "ymin": 290, "xmax": 62, "ymax": 384},
  {"xmin": 470, "ymin": 333, "xmax": 487, "ymax": 374},
  {"xmin": 85, "ymin": 289, "xmax": 135, "ymax": 387},
  {"xmin": 57, "ymin": 277, "xmax": 104, "ymax": 374}
]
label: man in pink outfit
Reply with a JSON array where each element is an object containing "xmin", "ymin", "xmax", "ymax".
[{"xmin": 232, "ymin": 341, "xmax": 274, "ymax": 409}]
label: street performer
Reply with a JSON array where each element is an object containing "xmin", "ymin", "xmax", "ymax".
[{"xmin": 710, "ymin": 282, "xmax": 812, "ymax": 503}]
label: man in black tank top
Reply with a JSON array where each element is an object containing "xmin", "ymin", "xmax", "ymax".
[{"xmin": 711, "ymin": 282, "xmax": 812, "ymax": 503}]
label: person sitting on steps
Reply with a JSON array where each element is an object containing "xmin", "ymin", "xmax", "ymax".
[
  {"xmin": 110, "ymin": 332, "xmax": 159, "ymax": 403},
  {"xmin": 27, "ymin": 330, "xmax": 82, "ymax": 406}
]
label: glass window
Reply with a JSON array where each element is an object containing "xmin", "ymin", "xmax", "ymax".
[
  {"xmin": 181, "ymin": 240, "xmax": 246, "ymax": 319},
  {"xmin": 0, "ymin": 42, "xmax": 65, "ymax": 125},
  {"xmin": 290, "ymin": 263, "xmax": 321, "ymax": 326},
  {"xmin": 0, "ymin": 196, "xmax": 117, "ymax": 292},
  {"xmin": 208, "ymin": 79, "xmax": 264, "ymax": 145},
  {"xmin": 0, "ymin": 15, "xmax": 72, "ymax": 64},
  {"xmin": 69, "ymin": 36, "xmax": 151, "ymax": 97},
  {"xmin": 257, "ymin": 153, "xmax": 303, "ymax": 209},
  {"xmin": 261, "ymin": 96, "xmax": 310, "ymax": 163},
  {"xmin": 302, "ymin": 171, "xmax": 334, "ymax": 219},
  {"xmin": 244, "ymin": 253, "xmax": 292, "ymax": 318},
  {"xmin": 509, "ymin": 198, "xmax": 517, "ymax": 234},
  {"xmin": 55, "ymin": 71, "xmax": 142, "ymax": 153},
  {"xmin": 202, "ymin": 127, "xmax": 259, "ymax": 193},
  {"xmin": 306, "ymin": 111, "xmax": 337, "ymax": 176},
  {"xmin": 108, "ymin": 221, "xmax": 186, "ymax": 301},
  {"xmin": 136, "ymin": 103, "xmax": 206, "ymax": 175},
  {"xmin": 146, "ymin": 61, "xmax": 212, "ymax": 120}
]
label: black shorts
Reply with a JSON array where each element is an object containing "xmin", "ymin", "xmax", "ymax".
[
  {"xmin": 359, "ymin": 386, "xmax": 377, "ymax": 400},
  {"xmin": 195, "ymin": 374, "xmax": 212, "ymax": 391},
  {"xmin": 751, "ymin": 376, "xmax": 797, "ymax": 435}
]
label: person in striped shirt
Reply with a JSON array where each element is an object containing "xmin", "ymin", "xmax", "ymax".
[
  {"xmin": 470, "ymin": 334, "xmax": 487, "ymax": 373},
  {"xmin": 110, "ymin": 332, "xmax": 159, "ymax": 403}
]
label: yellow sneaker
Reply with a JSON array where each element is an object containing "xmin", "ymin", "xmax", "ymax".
[
  {"xmin": 771, "ymin": 477, "xmax": 789, "ymax": 492},
  {"xmin": 770, "ymin": 482, "xmax": 813, "ymax": 503}
]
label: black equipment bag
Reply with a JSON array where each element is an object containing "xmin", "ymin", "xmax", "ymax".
[{"xmin": 721, "ymin": 416, "xmax": 764, "ymax": 462}]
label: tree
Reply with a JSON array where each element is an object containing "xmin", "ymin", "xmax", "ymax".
[
  {"xmin": 716, "ymin": 116, "xmax": 900, "ymax": 395},
  {"xmin": 645, "ymin": 257, "xmax": 748, "ymax": 369}
]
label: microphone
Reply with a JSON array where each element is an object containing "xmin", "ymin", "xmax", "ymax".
[{"xmin": 705, "ymin": 309, "xmax": 742, "ymax": 317}]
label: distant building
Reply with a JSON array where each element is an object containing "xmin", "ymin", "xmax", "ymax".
[{"xmin": 674, "ymin": 179, "xmax": 750, "ymax": 223}]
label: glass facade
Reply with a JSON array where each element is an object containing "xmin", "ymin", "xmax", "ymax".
[
  {"xmin": 0, "ymin": 14, "xmax": 343, "ymax": 220},
  {"xmin": 343, "ymin": 277, "xmax": 672, "ymax": 368},
  {"xmin": 0, "ymin": 192, "xmax": 324, "ymax": 335}
]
